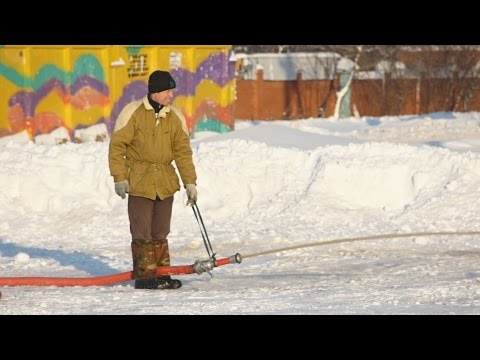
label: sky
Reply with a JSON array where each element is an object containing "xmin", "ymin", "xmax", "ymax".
[{"xmin": 1, "ymin": 112, "xmax": 480, "ymax": 314}]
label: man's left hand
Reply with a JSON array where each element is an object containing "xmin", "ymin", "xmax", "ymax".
[{"xmin": 185, "ymin": 184, "xmax": 197, "ymax": 206}]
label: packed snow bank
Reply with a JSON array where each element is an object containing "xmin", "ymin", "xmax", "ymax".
[
  {"xmin": 195, "ymin": 139, "xmax": 480, "ymax": 216},
  {"xmin": 2, "ymin": 132, "xmax": 480, "ymax": 218}
]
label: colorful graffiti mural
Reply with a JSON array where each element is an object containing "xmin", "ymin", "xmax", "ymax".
[{"xmin": 0, "ymin": 45, "xmax": 236, "ymax": 141}]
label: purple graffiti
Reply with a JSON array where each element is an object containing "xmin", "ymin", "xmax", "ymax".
[
  {"xmin": 105, "ymin": 81, "xmax": 147, "ymax": 133},
  {"xmin": 71, "ymin": 76, "xmax": 109, "ymax": 96},
  {"xmin": 8, "ymin": 78, "xmax": 67, "ymax": 117},
  {"xmin": 8, "ymin": 76, "xmax": 110, "ymax": 118},
  {"xmin": 171, "ymin": 52, "xmax": 236, "ymax": 97}
]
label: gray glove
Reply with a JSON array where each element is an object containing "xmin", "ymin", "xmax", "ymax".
[
  {"xmin": 185, "ymin": 184, "xmax": 197, "ymax": 206},
  {"xmin": 114, "ymin": 180, "xmax": 129, "ymax": 199}
]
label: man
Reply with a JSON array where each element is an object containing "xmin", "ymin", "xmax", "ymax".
[{"xmin": 109, "ymin": 70, "xmax": 197, "ymax": 290}]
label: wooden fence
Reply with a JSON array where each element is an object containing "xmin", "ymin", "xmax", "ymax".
[{"xmin": 235, "ymin": 70, "xmax": 480, "ymax": 119}]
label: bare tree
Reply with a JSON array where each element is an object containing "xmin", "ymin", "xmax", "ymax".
[
  {"xmin": 333, "ymin": 46, "xmax": 363, "ymax": 119},
  {"xmin": 234, "ymin": 45, "xmax": 401, "ymax": 69}
]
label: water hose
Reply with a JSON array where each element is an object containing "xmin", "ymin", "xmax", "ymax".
[
  {"xmin": 0, "ymin": 254, "xmax": 242, "ymax": 287},
  {"xmin": 242, "ymin": 231, "xmax": 480, "ymax": 258},
  {"xmin": 2, "ymin": 231, "xmax": 479, "ymax": 287}
]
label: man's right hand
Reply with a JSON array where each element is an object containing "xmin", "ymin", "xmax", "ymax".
[{"xmin": 114, "ymin": 180, "xmax": 129, "ymax": 199}]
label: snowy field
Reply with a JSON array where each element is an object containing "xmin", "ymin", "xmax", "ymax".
[{"xmin": 1, "ymin": 112, "xmax": 480, "ymax": 314}]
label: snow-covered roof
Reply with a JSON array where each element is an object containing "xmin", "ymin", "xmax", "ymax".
[
  {"xmin": 237, "ymin": 52, "xmax": 342, "ymax": 59},
  {"xmin": 236, "ymin": 52, "xmax": 343, "ymax": 80}
]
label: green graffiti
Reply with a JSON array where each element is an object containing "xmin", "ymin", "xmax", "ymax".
[
  {"xmin": 193, "ymin": 119, "xmax": 232, "ymax": 138},
  {"xmin": 0, "ymin": 62, "xmax": 31, "ymax": 87},
  {"xmin": 0, "ymin": 54, "xmax": 104, "ymax": 91},
  {"xmin": 72, "ymin": 54, "xmax": 104, "ymax": 82},
  {"xmin": 33, "ymin": 64, "xmax": 68, "ymax": 90},
  {"xmin": 126, "ymin": 46, "xmax": 144, "ymax": 55}
]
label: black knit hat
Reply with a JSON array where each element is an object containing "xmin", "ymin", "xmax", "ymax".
[{"xmin": 148, "ymin": 70, "xmax": 176, "ymax": 94}]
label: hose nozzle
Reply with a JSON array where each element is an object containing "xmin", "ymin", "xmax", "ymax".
[{"xmin": 230, "ymin": 253, "xmax": 242, "ymax": 264}]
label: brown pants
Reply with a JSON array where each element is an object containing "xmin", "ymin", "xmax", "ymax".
[{"xmin": 128, "ymin": 195, "xmax": 174, "ymax": 279}]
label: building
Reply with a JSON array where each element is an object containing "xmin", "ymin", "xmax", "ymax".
[{"xmin": 0, "ymin": 45, "xmax": 236, "ymax": 142}]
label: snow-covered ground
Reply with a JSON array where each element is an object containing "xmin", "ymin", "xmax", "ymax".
[{"xmin": 1, "ymin": 112, "xmax": 480, "ymax": 314}]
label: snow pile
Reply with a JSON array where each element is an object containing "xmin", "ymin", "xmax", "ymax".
[{"xmin": 0, "ymin": 141, "xmax": 115, "ymax": 214}]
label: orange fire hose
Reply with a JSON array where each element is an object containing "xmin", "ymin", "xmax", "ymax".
[{"xmin": 0, "ymin": 254, "xmax": 241, "ymax": 287}]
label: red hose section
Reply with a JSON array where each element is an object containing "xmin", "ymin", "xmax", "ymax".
[
  {"xmin": 215, "ymin": 257, "xmax": 230, "ymax": 266},
  {"xmin": 0, "ymin": 257, "xmax": 234, "ymax": 287}
]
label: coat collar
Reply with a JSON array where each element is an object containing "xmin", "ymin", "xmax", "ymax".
[{"xmin": 142, "ymin": 96, "xmax": 171, "ymax": 118}]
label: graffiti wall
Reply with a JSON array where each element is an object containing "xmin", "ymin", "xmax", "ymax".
[{"xmin": 0, "ymin": 45, "xmax": 236, "ymax": 141}]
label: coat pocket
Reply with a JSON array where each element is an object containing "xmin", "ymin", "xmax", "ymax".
[
  {"xmin": 128, "ymin": 162, "xmax": 152, "ymax": 194},
  {"xmin": 166, "ymin": 165, "xmax": 180, "ymax": 192}
]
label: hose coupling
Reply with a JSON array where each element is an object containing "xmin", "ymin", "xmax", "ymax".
[{"xmin": 192, "ymin": 258, "xmax": 216, "ymax": 275}]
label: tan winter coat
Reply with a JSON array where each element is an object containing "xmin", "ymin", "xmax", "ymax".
[{"xmin": 109, "ymin": 96, "xmax": 197, "ymax": 200}]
